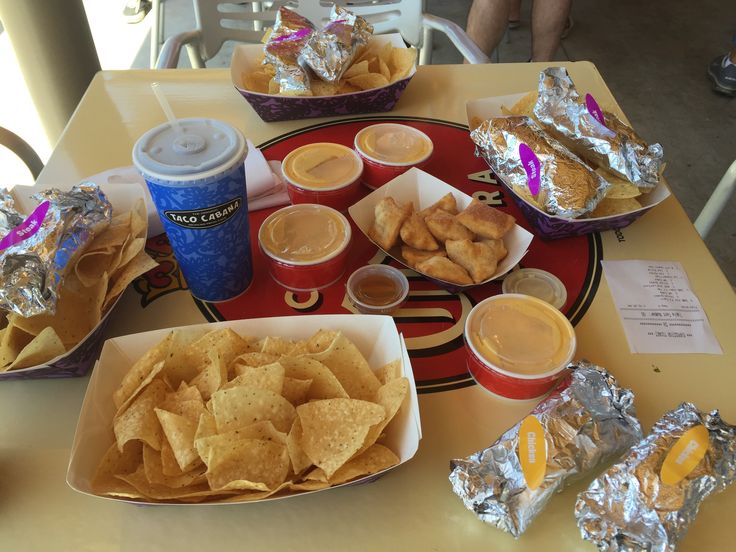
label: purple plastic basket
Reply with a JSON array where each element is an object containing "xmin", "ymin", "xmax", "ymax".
[
  {"xmin": 235, "ymin": 76, "xmax": 412, "ymax": 122},
  {"xmin": 0, "ymin": 295, "xmax": 120, "ymax": 381},
  {"xmin": 495, "ymin": 174, "xmax": 666, "ymax": 240}
]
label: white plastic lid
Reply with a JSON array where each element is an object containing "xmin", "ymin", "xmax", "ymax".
[
  {"xmin": 133, "ymin": 118, "xmax": 246, "ymax": 181},
  {"xmin": 501, "ymin": 268, "xmax": 567, "ymax": 310}
]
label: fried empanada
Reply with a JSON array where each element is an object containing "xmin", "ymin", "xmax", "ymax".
[
  {"xmin": 456, "ymin": 199, "xmax": 515, "ymax": 239},
  {"xmin": 400, "ymin": 210, "xmax": 439, "ymax": 251},
  {"xmin": 425, "ymin": 210, "xmax": 475, "ymax": 242},
  {"xmin": 446, "ymin": 239, "xmax": 499, "ymax": 284},
  {"xmin": 368, "ymin": 197, "xmax": 412, "ymax": 251},
  {"xmin": 401, "ymin": 245, "xmax": 446, "ymax": 268},
  {"xmin": 416, "ymin": 256, "xmax": 473, "ymax": 286},
  {"xmin": 480, "ymin": 238, "xmax": 507, "ymax": 262},
  {"xmin": 418, "ymin": 192, "xmax": 458, "ymax": 219}
]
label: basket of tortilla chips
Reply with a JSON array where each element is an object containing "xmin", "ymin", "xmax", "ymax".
[
  {"xmin": 0, "ymin": 182, "xmax": 157, "ymax": 379},
  {"xmin": 467, "ymin": 91, "xmax": 670, "ymax": 239},
  {"xmin": 232, "ymin": 7, "xmax": 417, "ymax": 122},
  {"xmin": 67, "ymin": 315, "xmax": 420, "ymax": 504}
]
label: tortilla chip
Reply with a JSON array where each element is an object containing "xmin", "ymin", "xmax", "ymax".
[
  {"xmin": 210, "ymin": 386, "xmax": 296, "ymax": 434},
  {"xmin": 297, "ymin": 398, "xmax": 385, "ymax": 478},
  {"xmin": 305, "ymin": 331, "xmax": 381, "ymax": 401},
  {"xmin": 589, "ymin": 197, "xmax": 643, "ymax": 218},
  {"xmin": 114, "ymin": 379, "xmax": 167, "ymax": 452},
  {"xmin": 155, "ymin": 408, "xmax": 202, "ymax": 472},
  {"xmin": 6, "ymin": 326, "xmax": 66, "ymax": 370}
]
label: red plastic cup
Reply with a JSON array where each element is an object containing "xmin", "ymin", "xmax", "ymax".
[
  {"xmin": 464, "ymin": 294, "xmax": 576, "ymax": 400},
  {"xmin": 258, "ymin": 204, "xmax": 352, "ymax": 292},
  {"xmin": 354, "ymin": 123, "xmax": 434, "ymax": 189},
  {"xmin": 281, "ymin": 143, "xmax": 363, "ymax": 211}
]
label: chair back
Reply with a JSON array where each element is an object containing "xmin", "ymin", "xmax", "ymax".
[
  {"xmin": 192, "ymin": 0, "xmax": 425, "ymax": 63},
  {"xmin": 0, "ymin": 127, "xmax": 43, "ymax": 181},
  {"xmin": 193, "ymin": 1, "xmax": 284, "ymax": 62}
]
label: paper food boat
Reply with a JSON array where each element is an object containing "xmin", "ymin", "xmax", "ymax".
[
  {"xmin": 349, "ymin": 167, "xmax": 533, "ymax": 293},
  {"xmin": 67, "ymin": 314, "xmax": 422, "ymax": 505},
  {"xmin": 231, "ymin": 34, "xmax": 415, "ymax": 122},
  {"xmin": 466, "ymin": 93, "xmax": 671, "ymax": 239},
  {"xmin": 0, "ymin": 181, "xmax": 149, "ymax": 380}
]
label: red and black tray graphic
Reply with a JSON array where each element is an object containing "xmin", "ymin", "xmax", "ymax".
[{"xmin": 137, "ymin": 117, "xmax": 602, "ymax": 394}]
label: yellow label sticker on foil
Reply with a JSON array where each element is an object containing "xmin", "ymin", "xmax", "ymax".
[
  {"xmin": 661, "ymin": 425, "xmax": 709, "ymax": 485},
  {"xmin": 518, "ymin": 415, "xmax": 547, "ymax": 490}
]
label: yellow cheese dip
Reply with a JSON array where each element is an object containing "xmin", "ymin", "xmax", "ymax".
[
  {"xmin": 282, "ymin": 143, "xmax": 362, "ymax": 190},
  {"xmin": 259, "ymin": 204, "xmax": 350, "ymax": 264},
  {"xmin": 470, "ymin": 295, "xmax": 575, "ymax": 376},
  {"xmin": 355, "ymin": 123, "xmax": 433, "ymax": 164}
]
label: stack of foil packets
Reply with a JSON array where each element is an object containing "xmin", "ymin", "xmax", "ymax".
[
  {"xmin": 470, "ymin": 67, "xmax": 665, "ymax": 220},
  {"xmin": 264, "ymin": 5, "xmax": 373, "ymax": 95},
  {"xmin": 449, "ymin": 363, "xmax": 736, "ymax": 550}
]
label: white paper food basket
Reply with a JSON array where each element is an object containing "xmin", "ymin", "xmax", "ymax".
[{"xmin": 67, "ymin": 314, "xmax": 422, "ymax": 505}]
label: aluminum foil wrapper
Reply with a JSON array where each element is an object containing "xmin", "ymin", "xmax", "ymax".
[
  {"xmin": 534, "ymin": 67, "xmax": 664, "ymax": 190},
  {"xmin": 575, "ymin": 402, "xmax": 736, "ymax": 552},
  {"xmin": 449, "ymin": 362, "xmax": 643, "ymax": 537},
  {"xmin": 0, "ymin": 191, "xmax": 25, "ymax": 235},
  {"xmin": 263, "ymin": 7, "xmax": 315, "ymax": 96},
  {"xmin": 471, "ymin": 116, "xmax": 610, "ymax": 218},
  {"xmin": 301, "ymin": 5, "xmax": 373, "ymax": 83},
  {"xmin": 0, "ymin": 184, "xmax": 111, "ymax": 317}
]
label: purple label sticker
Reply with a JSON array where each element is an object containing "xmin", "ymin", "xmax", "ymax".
[
  {"xmin": 585, "ymin": 93, "xmax": 606, "ymax": 126},
  {"xmin": 0, "ymin": 201, "xmax": 50, "ymax": 252},
  {"xmin": 519, "ymin": 143, "xmax": 541, "ymax": 197}
]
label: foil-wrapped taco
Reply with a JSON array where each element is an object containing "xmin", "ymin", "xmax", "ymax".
[
  {"xmin": 263, "ymin": 7, "xmax": 316, "ymax": 96},
  {"xmin": 301, "ymin": 5, "xmax": 373, "ymax": 84},
  {"xmin": 0, "ymin": 184, "xmax": 111, "ymax": 317},
  {"xmin": 534, "ymin": 67, "xmax": 664, "ymax": 191},
  {"xmin": 575, "ymin": 402, "xmax": 736, "ymax": 551},
  {"xmin": 471, "ymin": 116, "xmax": 610, "ymax": 218},
  {"xmin": 449, "ymin": 362, "xmax": 643, "ymax": 537}
]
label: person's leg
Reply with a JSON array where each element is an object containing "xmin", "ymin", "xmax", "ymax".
[
  {"xmin": 530, "ymin": 0, "xmax": 572, "ymax": 62},
  {"xmin": 467, "ymin": 0, "xmax": 512, "ymax": 59},
  {"xmin": 508, "ymin": 0, "xmax": 522, "ymax": 28}
]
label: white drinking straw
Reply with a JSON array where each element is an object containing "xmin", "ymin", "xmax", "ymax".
[{"xmin": 151, "ymin": 82, "xmax": 183, "ymax": 134}]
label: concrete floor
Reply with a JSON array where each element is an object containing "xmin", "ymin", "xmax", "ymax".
[{"xmin": 2, "ymin": 0, "xmax": 734, "ymax": 284}]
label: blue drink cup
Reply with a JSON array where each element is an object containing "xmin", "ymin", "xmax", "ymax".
[{"xmin": 133, "ymin": 118, "xmax": 252, "ymax": 302}]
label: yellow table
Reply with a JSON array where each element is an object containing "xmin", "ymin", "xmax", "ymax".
[{"xmin": 1, "ymin": 63, "xmax": 734, "ymax": 551}]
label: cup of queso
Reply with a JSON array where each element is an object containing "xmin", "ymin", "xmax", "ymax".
[
  {"xmin": 281, "ymin": 143, "xmax": 363, "ymax": 212},
  {"xmin": 258, "ymin": 203, "xmax": 351, "ymax": 292},
  {"xmin": 464, "ymin": 294, "xmax": 576, "ymax": 400},
  {"xmin": 353, "ymin": 123, "xmax": 434, "ymax": 189}
]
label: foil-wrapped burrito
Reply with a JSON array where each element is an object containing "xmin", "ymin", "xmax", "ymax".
[
  {"xmin": 302, "ymin": 5, "xmax": 373, "ymax": 84},
  {"xmin": 449, "ymin": 362, "xmax": 643, "ymax": 537},
  {"xmin": 471, "ymin": 116, "xmax": 610, "ymax": 218},
  {"xmin": 534, "ymin": 67, "xmax": 664, "ymax": 190},
  {"xmin": 0, "ymin": 184, "xmax": 111, "ymax": 317},
  {"xmin": 575, "ymin": 402, "xmax": 736, "ymax": 551},
  {"xmin": 263, "ymin": 7, "xmax": 315, "ymax": 96}
]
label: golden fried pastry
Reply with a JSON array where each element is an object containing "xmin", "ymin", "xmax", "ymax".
[
  {"xmin": 400, "ymin": 210, "xmax": 439, "ymax": 251},
  {"xmin": 401, "ymin": 245, "xmax": 446, "ymax": 268},
  {"xmin": 479, "ymin": 238, "xmax": 508, "ymax": 262},
  {"xmin": 456, "ymin": 199, "xmax": 516, "ymax": 240},
  {"xmin": 446, "ymin": 239, "xmax": 499, "ymax": 284},
  {"xmin": 369, "ymin": 197, "xmax": 412, "ymax": 251},
  {"xmin": 418, "ymin": 192, "xmax": 458, "ymax": 219},
  {"xmin": 425, "ymin": 210, "xmax": 475, "ymax": 242},
  {"xmin": 416, "ymin": 256, "xmax": 473, "ymax": 286}
]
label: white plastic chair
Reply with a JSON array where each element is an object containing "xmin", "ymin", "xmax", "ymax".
[
  {"xmin": 0, "ymin": 127, "xmax": 44, "ymax": 181},
  {"xmin": 694, "ymin": 159, "xmax": 736, "ymax": 238},
  {"xmin": 155, "ymin": 0, "xmax": 489, "ymax": 68}
]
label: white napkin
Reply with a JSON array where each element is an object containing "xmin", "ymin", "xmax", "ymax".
[{"xmin": 89, "ymin": 143, "xmax": 291, "ymax": 237}]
